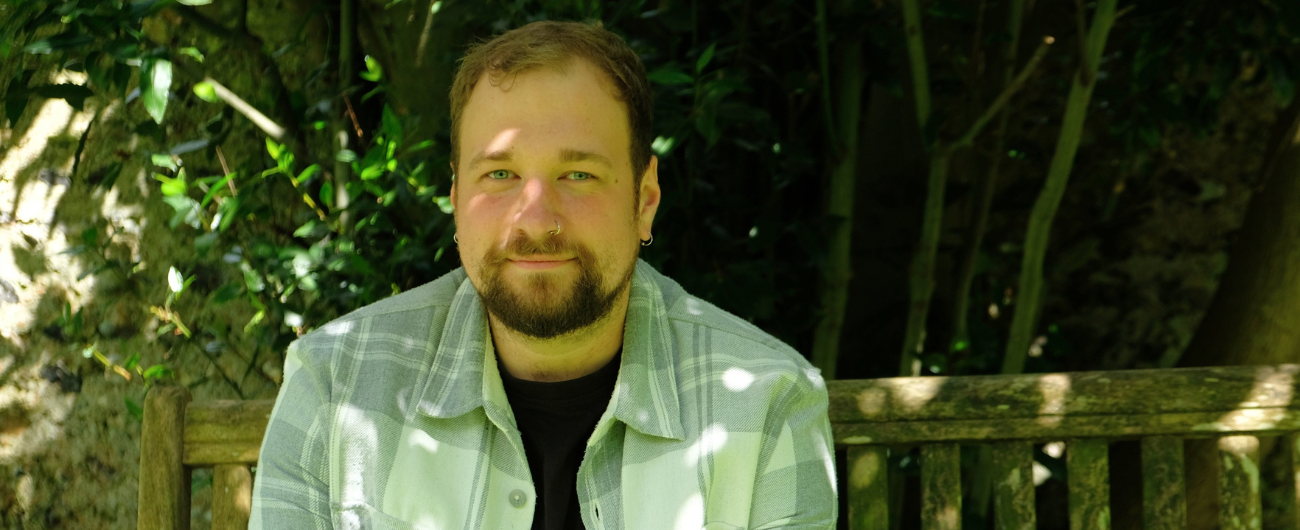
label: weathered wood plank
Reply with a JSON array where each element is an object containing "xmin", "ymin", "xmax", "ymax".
[
  {"xmin": 184, "ymin": 441, "xmax": 261, "ymax": 466},
  {"xmin": 1067, "ymin": 439, "xmax": 1110, "ymax": 530},
  {"xmin": 138, "ymin": 386, "xmax": 193, "ymax": 530},
  {"xmin": 1219, "ymin": 435, "xmax": 1262, "ymax": 530},
  {"xmin": 921, "ymin": 444, "xmax": 961, "ymax": 530},
  {"xmin": 1288, "ymin": 434, "xmax": 1300, "ymax": 530},
  {"xmin": 847, "ymin": 446, "xmax": 889, "ymax": 530},
  {"xmin": 830, "ymin": 365, "xmax": 1300, "ymax": 423},
  {"xmin": 212, "ymin": 464, "xmax": 253, "ymax": 530},
  {"xmin": 1141, "ymin": 436, "xmax": 1186, "ymax": 530},
  {"xmin": 185, "ymin": 399, "xmax": 273, "ymax": 444},
  {"xmin": 834, "ymin": 407, "xmax": 1300, "ymax": 445},
  {"xmin": 991, "ymin": 442, "xmax": 1034, "ymax": 530}
]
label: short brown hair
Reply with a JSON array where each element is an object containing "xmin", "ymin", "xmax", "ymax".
[{"xmin": 449, "ymin": 20, "xmax": 654, "ymax": 186}]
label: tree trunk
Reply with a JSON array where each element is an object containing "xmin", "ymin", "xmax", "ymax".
[
  {"xmin": 1001, "ymin": 0, "xmax": 1118, "ymax": 375},
  {"xmin": 356, "ymin": 0, "xmax": 470, "ymax": 148},
  {"xmin": 1176, "ymin": 98, "xmax": 1300, "ymax": 530},
  {"xmin": 809, "ymin": 0, "xmax": 867, "ymax": 381}
]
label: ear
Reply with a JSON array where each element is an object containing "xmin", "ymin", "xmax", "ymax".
[{"xmin": 638, "ymin": 155, "xmax": 661, "ymax": 240}]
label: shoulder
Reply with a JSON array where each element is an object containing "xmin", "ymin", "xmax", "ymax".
[
  {"xmin": 284, "ymin": 268, "xmax": 468, "ymax": 377},
  {"xmin": 639, "ymin": 262, "xmax": 825, "ymax": 396}
]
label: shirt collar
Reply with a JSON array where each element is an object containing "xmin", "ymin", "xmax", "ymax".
[{"xmin": 416, "ymin": 260, "xmax": 686, "ymax": 442}]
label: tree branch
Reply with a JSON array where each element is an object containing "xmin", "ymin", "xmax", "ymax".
[{"xmin": 949, "ymin": 36, "xmax": 1054, "ymax": 151}]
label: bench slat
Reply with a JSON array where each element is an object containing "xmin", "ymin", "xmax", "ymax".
[
  {"xmin": 991, "ymin": 442, "xmax": 1034, "ymax": 530},
  {"xmin": 848, "ymin": 446, "xmax": 889, "ymax": 530},
  {"xmin": 1141, "ymin": 436, "xmax": 1185, "ymax": 530},
  {"xmin": 1067, "ymin": 439, "xmax": 1110, "ymax": 530},
  {"xmin": 834, "ymin": 407, "xmax": 1300, "ymax": 445},
  {"xmin": 1219, "ymin": 435, "xmax": 1261, "ymax": 530},
  {"xmin": 212, "ymin": 464, "xmax": 252, "ymax": 530},
  {"xmin": 921, "ymin": 444, "xmax": 961, "ymax": 530},
  {"xmin": 1289, "ymin": 434, "xmax": 1300, "ymax": 530},
  {"xmin": 139, "ymin": 386, "xmax": 192, "ymax": 530},
  {"xmin": 830, "ymin": 365, "xmax": 1300, "ymax": 423}
]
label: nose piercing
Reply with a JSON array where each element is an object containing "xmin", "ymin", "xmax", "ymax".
[{"xmin": 549, "ymin": 220, "xmax": 562, "ymax": 236}]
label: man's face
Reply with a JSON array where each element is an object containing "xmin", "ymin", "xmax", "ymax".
[{"xmin": 451, "ymin": 59, "xmax": 660, "ymax": 339}]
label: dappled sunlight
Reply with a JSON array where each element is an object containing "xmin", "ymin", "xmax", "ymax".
[
  {"xmin": 672, "ymin": 493, "xmax": 703, "ymax": 530},
  {"xmin": 684, "ymin": 423, "xmax": 728, "ymax": 467},
  {"xmin": 721, "ymin": 367, "xmax": 753, "ymax": 391},
  {"xmin": 1035, "ymin": 373, "xmax": 1071, "ymax": 428},
  {"xmin": 892, "ymin": 375, "xmax": 944, "ymax": 414}
]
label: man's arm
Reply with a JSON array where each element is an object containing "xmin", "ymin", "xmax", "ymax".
[
  {"xmin": 749, "ymin": 370, "xmax": 838, "ymax": 529},
  {"xmin": 249, "ymin": 340, "xmax": 334, "ymax": 530}
]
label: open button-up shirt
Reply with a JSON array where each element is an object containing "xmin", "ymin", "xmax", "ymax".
[{"xmin": 249, "ymin": 260, "xmax": 837, "ymax": 529}]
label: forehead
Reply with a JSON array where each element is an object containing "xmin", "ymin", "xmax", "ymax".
[{"xmin": 458, "ymin": 59, "xmax": 630, "ymax": 167}]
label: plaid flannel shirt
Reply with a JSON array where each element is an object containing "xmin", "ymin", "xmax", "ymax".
[{"xmin": 249, "ymin": 259, "xmax": 837, "ymax": 529}]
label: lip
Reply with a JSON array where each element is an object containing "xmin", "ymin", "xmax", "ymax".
[{"xmin": 508, "ymin": 258, "xmax": 574, "ymax": 270}]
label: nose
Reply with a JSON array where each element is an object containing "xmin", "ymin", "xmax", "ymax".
[{"xmin": 510, "ymin": 176, "xmax": 562, "ymax": 242}]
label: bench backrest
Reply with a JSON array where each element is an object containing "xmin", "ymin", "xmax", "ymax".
[{"xmin": 139, "ymin": 364, "xmax": 1300, "ymax": 529}]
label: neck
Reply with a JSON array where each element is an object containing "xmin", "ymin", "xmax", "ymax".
[{"xmin": 489, "ymin": 285, "xmax": 630, "ymax": 382}]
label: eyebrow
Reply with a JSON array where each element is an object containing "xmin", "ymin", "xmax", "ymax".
[{"xmin": 466, "ymin": 148, "xmax": 613, "ymax": 170}]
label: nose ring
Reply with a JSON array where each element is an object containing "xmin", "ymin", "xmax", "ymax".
[{"xmin": 549, "ymin": 220, "xmax": 562, "ymax": 236}]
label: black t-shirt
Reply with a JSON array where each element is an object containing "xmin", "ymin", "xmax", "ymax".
[{"xmin": 498, "ymin": 350, "xmax": 621, "ymax": 530}]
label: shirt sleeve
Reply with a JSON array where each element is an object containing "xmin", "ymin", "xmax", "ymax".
[
  {"xmin": 249, "ymin": 339, "xmax": 334, "ymax": 530},
  {"xmin": 749, "ymin": 368, "xmax": 838, "ymax": 529}
]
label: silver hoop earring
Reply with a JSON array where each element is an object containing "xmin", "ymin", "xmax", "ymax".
[
  {"xmin": 549, "ymin": 220, "xmax": 562, "ymax": 236},
  {"xmin": 453, "ymin": 234, "xmax": 459, "ymax": 244},
  {"xmin": 640, "ymin": 234, "xmax": 653, "ymax": 247}
]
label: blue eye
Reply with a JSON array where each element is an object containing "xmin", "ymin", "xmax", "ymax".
[
  {"xmin": 487, "ymin": 170, "xmax": 511, "ymax": 180},
  {"xmin": 569, "ymin": 172, "xmax": 593, "ymax": 181}
]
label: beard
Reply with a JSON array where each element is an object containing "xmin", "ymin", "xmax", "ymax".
[{"xmin": 474, "ymin": 231, "xmax": 636, "ymax": 340}]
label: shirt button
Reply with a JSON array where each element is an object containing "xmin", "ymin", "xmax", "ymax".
[{"xmin": 509, "ymin": 489, "xmax": 527, "ymax": 508}]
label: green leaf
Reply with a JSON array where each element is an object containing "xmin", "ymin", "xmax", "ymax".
[
  {"xmin": 154, "ymin": 172, "xmax": 187, "ymax": 197},
  {"xmin": 265, "ymin": 138, "xmax": 283, "ymax": 160},
  {"xmin": 381, "ymin": 105, "xmax": 403, "ymax": 147},
  {"xmin": 320, "ymin": 181, "xmax": 335, "ymax": 209},
  {"xmin": 211, "ymin": 282, "xmax": 242, "ymax": 304},
  {"xmin": 177, "ymin": 46, "xmax": 205, "ymax": 62},
  {"xmin": 243, "ymin": 269, "xmax": 265, "ymax": 292},
  {"xmin": 647, "ymin": 66, "xmax": 693, "ymax": 86},
  {"xmin": 194, "ymin": 232, "xmax": 218, "ymax": 256},
  {"xmin": 216, "ymin": 197, "xmax": 240, "ymax": 232},
  {"xmin": 141, "ymin": 58, "xmax": 172, "ymax": 124},
  {"xmin": 142, "ymin": 364, "xmax": 174, "ymax": 380},
  {"xmin": 696, "ymin": 43, "xmax": 717, "ymax": 74},
  {"xmin": 297, "ymin": 164, "xmax": 322, "ymax": 183},
  {"xmin": 124, "ymin": 396, "xmax": 144, "ymax": 420},
  {"xmin": 150, "ymin": 153, "xmax": 177, "ymax": 171},
  {"xmin": 360, "ymin": 55, "xmax": 383, "ymax": 81},
  {"xmin": 23, "ymin": 32, "xmax": 94, "ymax": 54},
  {"xmin": 124, "ymin": 351, "xmax": 140, "ymax": 371},
  {"xmin": 192, "ymin": 81, "xmax": 218, "ymax": 102},
  {"xmin": 200, "ymin": 172, "xmax": 237, "ymax": 207},
  {"xmin": 435, "ymin": 196, "xmax": 453, "ymax": 214}
]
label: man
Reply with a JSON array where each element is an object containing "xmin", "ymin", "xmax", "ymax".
[{"xmin": 249, "ymin": 20, "xmax": 837, "ymax": 530}]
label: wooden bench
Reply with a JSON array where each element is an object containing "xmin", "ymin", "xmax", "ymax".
[{"xmin": 139, "ymin": 364, "xmax": 1300, "ymax": 529}]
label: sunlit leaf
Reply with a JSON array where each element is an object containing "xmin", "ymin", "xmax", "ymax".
[
  {"xmin": 141, "ymin": 58, "xmax": 172, "ymax": 124},
  {"xmin": 193, "ymin": 81, "xmax": 218, "ymax": 102},
  {"xmin": 360, "ymin": 56, "xmax": 383, "ymax": 82},
  {"xmin": 177, "ymin": 46, "xmax": 205, "ymax": 62},
  {"xmin": 168, "ymin": 266, "xmax": 184, "ymax": 293}
]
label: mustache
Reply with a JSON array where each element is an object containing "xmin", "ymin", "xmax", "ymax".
[{"xmin": 485, "ymin": 233, "xmax": 578, "ymax": 265}]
